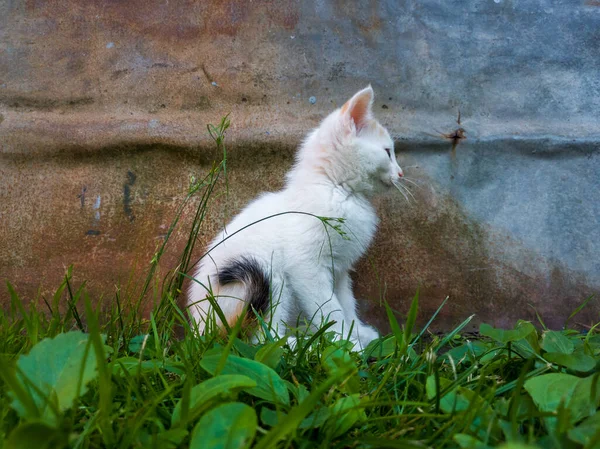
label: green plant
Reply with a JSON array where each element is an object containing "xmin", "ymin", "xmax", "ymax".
[{"xmin": 0, "ymin": 117, "xmax": 598, "ymax": 448}]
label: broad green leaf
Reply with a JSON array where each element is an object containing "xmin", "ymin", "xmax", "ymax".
[
  {"xmin": 425, "ymin": 375, "xmax": 439, "ymax": 401},
  {"xmin": 260, "ymin": 407, "xmax": 284, "ymax": 427},
  {"xmin": 513, "ymin": 335, "xmax": 541, "ymax": 358},
  {"xmin": 233, "ymin": 339, "xmax": 259, "ymax": 360},
  {"xmin": 478, "ymin": 347, "xmax": 503, "ymax": 364},
  {"xmin": 364, "ymin": 336, "xmax": 398, "ymax": 359},
  {"xmin": 567, "ymin": 412, "xmax": 600, "ymax": 447},
  {"xmin": 524, "ymin": 373, "xmax": 579, "ymax": 416},
  {"xmin": 6, "ymin": 421, "xmax": 67, "ymax": 449},
  {"xmin": 190, "ymin": 402, "xmax": 257, "ymax": 449},
  {"xmin": 479, "ymin": 321, "xmax": 536, "ymax": 344},
  {"xmin": 254, "ymin": 340, "xmax": 285, "ymax": 370},
  {"xmin": 525, "ymin": 373, "xmax": 600, "ymax": 427},
  {"xmin": 325, "ymin": 394, "xmax": 366, "ymax": 438},
  {"xmin": 171, "ymin": 374, "xmax": 256, "ymax": 427},
  {"xmin": 541, "ymin": 331, "xmax": 574, "ymax": 354},
  {"xmin": 454, "ymin": 433, "xmax": 492, "ymax": 449},
  {"xmin": 128, "ymin": 334, "xmax": 156, "ymax": 356},
  {"xmin": 568, "ymin": 374, "xmax": 600, "ymax": 422},
  {"xmin": 9, "ymin": 331, "xmax": 101, "ymax": 426},
  {"xmin": 544, "ymin": 352, "xmax": 596, "ymax": 372},
  {"xmin": 200, "ymin": 354, "xmax": 289, "ymax": 406},
  {"xmin": 136, "ymin": 429, "xmax": 188, "ymax": 449},
  {"xmin": 523, "ymin": 327, "xmax": 542, "ymax": 355},
  {"xmin": 260, "ymin": 406, "xmax": 330, "ymax": 430},
  {"xmin": 128, "ymin": 335, "xmax": 146, "ymax": 354}
]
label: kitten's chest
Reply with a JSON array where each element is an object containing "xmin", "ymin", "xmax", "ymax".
[{"xmin": 330, "ymin": 196, "xmax": 378, "ymax": 264}]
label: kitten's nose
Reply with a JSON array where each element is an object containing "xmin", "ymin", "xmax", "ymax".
[{"xmin": 398, "ymin": 171, "xmax": 404, "ymax": 178}]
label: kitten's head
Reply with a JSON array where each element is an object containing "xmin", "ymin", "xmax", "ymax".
[{"xmin": 291, "ymin": 86, "xmax": 403, "ymax": 195}]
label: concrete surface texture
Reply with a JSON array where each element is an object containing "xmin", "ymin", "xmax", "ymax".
[{"xmin": 1, "ymin": 0, "xmax": 599, "ymax": 331}]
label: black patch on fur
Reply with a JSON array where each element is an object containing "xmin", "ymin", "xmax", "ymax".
[{"xmin": 218, "ymin": 256, "xmax": 270, "ymax": 315}]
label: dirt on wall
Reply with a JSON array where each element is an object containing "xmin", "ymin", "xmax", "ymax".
[
  {"xmin": 1, "ymin": 0, "xmax": 599, "ymax": 330},
  {"xmin": 2, "ymin": 140, "xmax": 597, "ymax": 332}
]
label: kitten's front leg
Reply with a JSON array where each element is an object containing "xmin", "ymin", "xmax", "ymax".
[
  {"xmin": 335, "ymin": 271, "xmax": 379, "ymax": 349},
  {"xmin": 290, "ymin": 268, "xmax": 363, "ymax": 346}
]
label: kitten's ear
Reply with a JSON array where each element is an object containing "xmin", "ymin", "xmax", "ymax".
[{"xmin": 341, "ymin": 85, "xmax": 374, "ymax": 133}]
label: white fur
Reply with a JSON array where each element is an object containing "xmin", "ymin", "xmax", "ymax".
[{"xmin": 187, "ymin": 86, "xmax": 403, "ymax": 348}]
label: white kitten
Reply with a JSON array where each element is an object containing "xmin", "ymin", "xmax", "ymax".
[{"xmin": 187, "ymin": 86, "xmax": 403, "ymax": 348}]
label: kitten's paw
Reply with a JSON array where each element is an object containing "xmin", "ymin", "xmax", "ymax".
[{"xmin": 357, "ymin": 325, "xmax": 379, "ymax": 349}]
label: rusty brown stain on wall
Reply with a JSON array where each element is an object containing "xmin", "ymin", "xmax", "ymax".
[
  {"xmin": 24, "ymin": 0, "xmax": 298, "ymax": 39},
  {"xmin": 2, "ymin": 0, "xmax": 301, "ymax": 124},
  {"xmin": 1, "ymin": 143, "xmax": 597, "ymax": 331}
]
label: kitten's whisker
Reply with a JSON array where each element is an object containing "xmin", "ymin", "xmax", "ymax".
[
  {"xmin": 397, "ymin": 181, "xmax": 417, "ymax": 202},
  {"xmin": 392, "ymin": 182, "xmax": 411, "ymax": 204},
  {"xmin": 391, "ymin": 182, "xmax": 409, "ymax": 203},
  {"xmin": 403, "ymin": 184, "xmax": 417, "ymax": 202},
  {"xmin": 401, "ymin": 178, "xmax": 422, "ymax": 189}
]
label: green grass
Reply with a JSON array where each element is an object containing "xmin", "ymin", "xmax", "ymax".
[{"xmin": 1, "ymin": 117, "xmax": 599, "ymax": 449}]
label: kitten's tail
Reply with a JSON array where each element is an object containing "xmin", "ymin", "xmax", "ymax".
[
  {"xmin": 217, "ymin": 256, "xmax": 270, "ymax": 318},
  {"xmin": 189, "ymin": 256, "xmax": 270, "ymax": 334}
]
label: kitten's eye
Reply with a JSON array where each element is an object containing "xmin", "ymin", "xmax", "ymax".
[{"xmin": 385, "ymin": 148, "xmax": 391, "ymax": 158}]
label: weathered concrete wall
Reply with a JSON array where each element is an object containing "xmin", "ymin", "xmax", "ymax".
[{"xmin": 1, "ymin": 0, "xmax": 599, "ymax": 331}]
